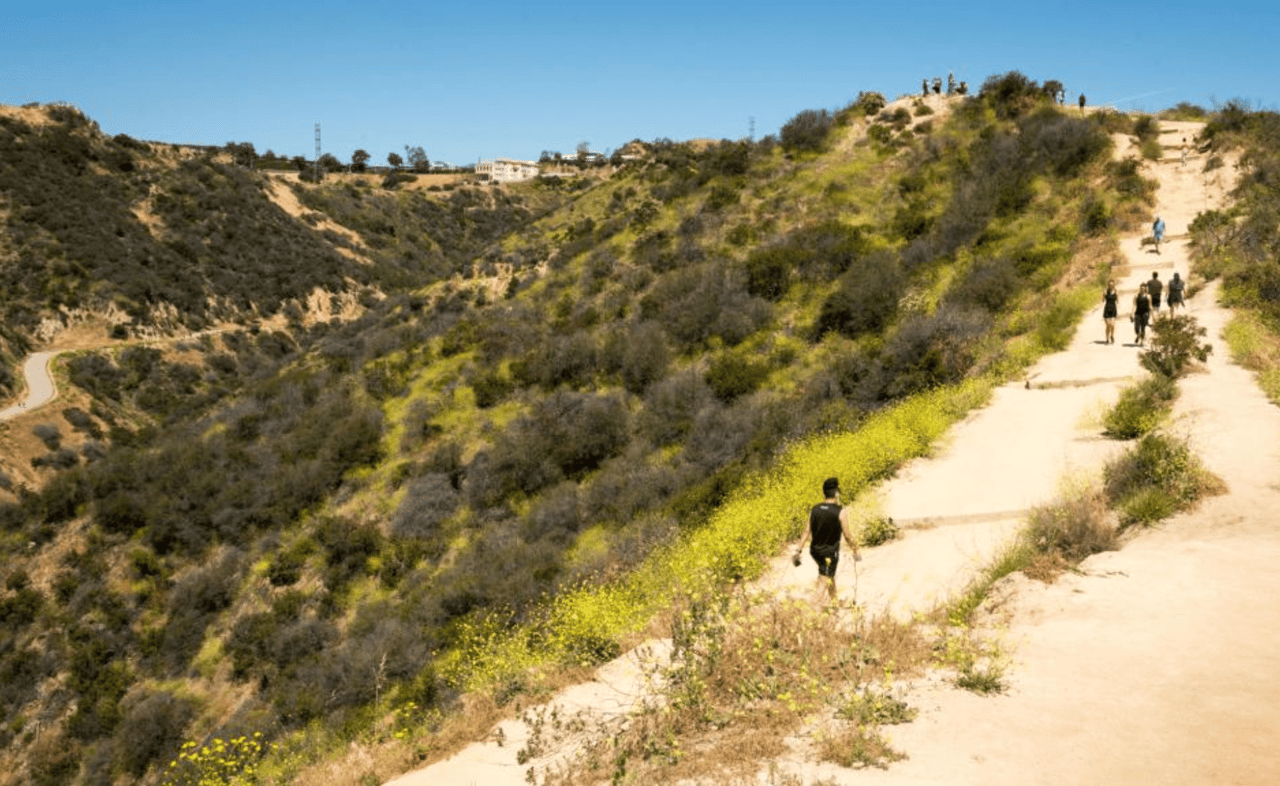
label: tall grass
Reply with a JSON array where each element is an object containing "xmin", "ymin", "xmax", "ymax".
[
  {"xmin": 1103, "ymin": 374, "xmax": 1178, "ymax": 439},
  {"xmin": 1224, "ymin": 311, "xmax": 1280, "ymax": 406}
]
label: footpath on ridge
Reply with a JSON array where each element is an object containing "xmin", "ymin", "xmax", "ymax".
[{"xmin": 389, "ymin": 121, "xmax": 1280, "ymax": 785}]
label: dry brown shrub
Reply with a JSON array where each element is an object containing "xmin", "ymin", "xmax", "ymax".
[{"xmin": 541, "ymin": 591, "xmax": 930, "ymax": 785}]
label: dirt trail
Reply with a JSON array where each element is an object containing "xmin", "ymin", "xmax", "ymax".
[{"xmin": 390, "ymin": 121, "xmax": 1280, "ymax": 785}]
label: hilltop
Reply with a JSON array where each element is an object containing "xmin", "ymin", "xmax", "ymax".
[{"xmin": 3, "ymin": 77, "xmax": 1277, "ymax": 786}]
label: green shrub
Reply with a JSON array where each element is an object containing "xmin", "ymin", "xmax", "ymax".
[
  {"xmin": 267, "ymin": 539, "xmax": 314, "ymax": 586},
  {"xmin": 877, "ymin": 305, "xmax": 991, "ymax": 400},
  {"xmin": 1116, "ymin": 486, "xmax": 1177, "ymax": 527},
  {"xmin": 1103, "ymin": 432, "xmax": 1224, "ymax": 528},
  {"xmin": 812, "ymin": 251, "xmax": 904, "ymax": 340},
  {"xmin": 946, "ymin": 256, "xmax": 1021, "ymax": 313},
  {"xmin": 1081, "ymin": 195, "xmax": 1112, "ymax": 234},
  {"xmin": 1140, "ymin": 137, "xmax": 1164, "ymax": 161},
  {"xmin": 115, "ymin": 690, "xmax": 196, "ymax": 776},
  {"xmin": 859, "ymin": 516, "xmax": 900, "ymax": 547},
  {"xmin": 780, "ymin": 108, "xmax": 835, "ymax": 152},
  {"xmin": 705, "ymin": 352, "xmax": 771, "ymax": 402},
  {"xmin": 599, "ymin": 320, "xmax": 671, "ymax": 394},
  {"xmin": 743, "ymin": 244, "xmax": 801, "ymax": 300},
  {"xmin": 1103, "ymin": 374, "xmax": 1178, "ymax": 438},
  {"xmin": 1140, "ymin": 314, "xmax": 1212, "ymax": 378},
  {"xmin": 1035, "ymin": 291, "xmax": 1089, "ymax": 351},
  {"xmin": 852, "ymin": 91, "xmax": 888, "ymax": 116},
  {"xmin": 979, "ymin": 71, "xmax": 1045, "ymax": 119}
]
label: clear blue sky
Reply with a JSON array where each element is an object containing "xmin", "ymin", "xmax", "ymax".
[{"xmin": 3, "ymin": 0, "xmax": 1277, "ymax": 167}]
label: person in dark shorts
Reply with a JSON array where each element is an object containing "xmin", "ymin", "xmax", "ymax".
[
  {"xmin": 1103, "ymin": 279, "xmax": 1119, "ymax": 344},
  {"xmin": 794, "ymin": 477, "xmax": 860, "ymax": 601},
  {"xmin": 1148, "ymin": 271, "xmax": 1164, "ymax": 318},
  {"xmin": 1133, "ymin": 283, "xmax": 1152, "ymax": 345},
  {"xmin": 1167, "ymin": 272, "xmax": 1186, "ymax": 315}
]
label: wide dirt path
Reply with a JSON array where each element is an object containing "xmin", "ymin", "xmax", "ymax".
[{"xmin": 390, "ymin": 121, "xmax": 1280, "ymax": 785}]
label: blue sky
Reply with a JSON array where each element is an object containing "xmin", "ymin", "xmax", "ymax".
[{"xmin": 3, "ymin": 0, "xmax": 1277, "ymax": 167}]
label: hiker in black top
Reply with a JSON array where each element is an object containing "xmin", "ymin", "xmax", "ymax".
[
  {"xmin": 794, "ymin": 477, "xmax": 860, "ymax": 601},
  {"xmin": 1134, "ymin": 283, "xmax": 1152, "ymax": 345},
  {"xmin": 1167, "ymin": 272, "xmax": 1186, "ymax": 315},
  {"xmin": 1148, "ymin": 272, "xmax": 1164, "ymax": 317},
  {"xmin": 1103, "ymin": 279, "xmax": 1119, "ymax": 344}
]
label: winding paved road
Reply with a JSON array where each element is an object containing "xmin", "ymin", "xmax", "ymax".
[{"xmin": 0, "ymin": 351, "xmax": 58, "ymax": 422}]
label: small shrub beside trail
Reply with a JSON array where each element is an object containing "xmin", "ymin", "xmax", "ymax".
[
  {"xmin": 1140, "ymin": 314, "xmax": 1213, "ymax": 379},
  {"xmin": 1104, "ymin": 374, "xmax": 1178, "ymax": 439},
  {"xmin": 1104, "ymin": 432, "xmax": 1226, "ymax": 528},
  {"xmin": 1024, "ymin": 481, "xmax": 1116, "ymax": 565}
]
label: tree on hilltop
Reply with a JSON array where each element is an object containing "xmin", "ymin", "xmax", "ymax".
[
  {"xmin": 388, "ymin": 151, "xmax": 403, "ymax": 170},
  {"xmin": 405, "ymin": 145, "xmax": 430, "ymax": 173},
  {"xmin": 352, "ymin": 149, "xmax": 370, "ymax": 173},
  {"xmin": 225, "ymin": 141, "xmax": 256, "ymax": 167}
]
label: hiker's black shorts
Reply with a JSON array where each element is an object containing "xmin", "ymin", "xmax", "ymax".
[{"xmin": 811, "ymin": 547, "xmax": 839, "ymax": 577}]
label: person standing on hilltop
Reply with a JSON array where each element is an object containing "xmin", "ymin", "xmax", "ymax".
[
  {"xmin": 1167, "ymin": 272, "xmax": 1186, "ymax": 315},
  {"xmin": 1133, "ymin": 282, "xmax": 1152, "ymax": 346},
  {"xmin": 1079, "ymin": 93, "xmax": 1086, "ymax": 112},
  {"xmin": 1103, "ymin": 279, "xmax": 1120, "ymax": 344},
  {"xmin": 1148, "ymin": 271, "xmax": 1164, "ymax": 319},
  {"xmin": 794, "ymin": 477, "xmax": 860, "ymax": 603}
]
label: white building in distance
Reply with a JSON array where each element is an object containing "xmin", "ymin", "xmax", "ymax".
[{"xmin": 476, "ymin": 158, "xmax": 540, "ymax": 183}]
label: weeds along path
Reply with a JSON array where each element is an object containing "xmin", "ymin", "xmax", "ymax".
[{"xmin": 387, "ymin": 121, "xmax": 1272, "ymax": 786}]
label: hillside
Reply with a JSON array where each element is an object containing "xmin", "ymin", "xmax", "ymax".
[
  {"xmin": 0, "ymin": 76, "xmax": 1237, "ymax": 785},
  {"xmin": 389, "ymin": 116, "xmax": 1280, "ymax": 786}
]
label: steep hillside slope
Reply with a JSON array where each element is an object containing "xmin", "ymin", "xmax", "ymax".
[
  {"xmin": 0, "ymin": 103, "xmax": 550, "ymax": 399},
  {"xmin": 0, "ymin": 75, "xmax": 1156, "ymax": 785}
]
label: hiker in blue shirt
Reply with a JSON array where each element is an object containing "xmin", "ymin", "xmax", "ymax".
[{"xmin": 1153, "ymin": 216, "xmax": 1166, "ymax": 254}]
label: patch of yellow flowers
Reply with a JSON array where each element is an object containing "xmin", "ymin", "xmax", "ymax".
[
  {"xmin": 442, "ymin": 377, "xmax": 995, "ymax": 693},
  {"xmin": 162, "ymin": 733, "xmax": 271, "ymax": 786}
]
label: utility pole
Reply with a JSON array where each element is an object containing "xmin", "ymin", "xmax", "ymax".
[
  {"xmin": 314, "ymin": 123, "xmax": 321, "ymax": 181},
  {"xmin": 748, "ymin": 116, "xmax": 755, "ymax": 143}
]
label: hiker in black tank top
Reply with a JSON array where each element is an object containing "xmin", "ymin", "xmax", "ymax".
[
  {"xmin": 1103, "ymin": 279, "xmax": 1119, "ymax": 345},
  {"xmin": 794, "ymin": 477, "xmax": 860, "ymax": 601}
]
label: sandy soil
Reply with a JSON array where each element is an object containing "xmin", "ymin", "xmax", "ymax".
[{"xmin": 387, "ymin": 120, "xmax": 1280, "ymax": 785}]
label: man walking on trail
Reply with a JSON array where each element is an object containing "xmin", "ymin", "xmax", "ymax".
[
  {"xmin": 1153, "ymin": 215, "xmax": 1166, "ymax": 254},
  {"xmin": 1167, "ymin": 272, "xmax": 1186, "ymax": 315},
  {"xmin": 794, "ymin": 477, "xmax": 860, "ymax": 602},
  {"xmin": 1148, "ymin": 271, "xmax": 1164, "ymax": 318}
]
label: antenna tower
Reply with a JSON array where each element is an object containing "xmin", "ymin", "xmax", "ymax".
[
  {"xmin": 314, "ymin": 123, "xmax": 321, "ymax": 181},
  {"xmin": 748, "ymin": 117, "xmax": 755, "ymax": 142}
]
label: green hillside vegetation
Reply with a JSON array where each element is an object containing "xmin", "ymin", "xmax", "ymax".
[
  {"xmin": 0, "ymin": 104, "xmax": 550, "ymax": 399},
  {"xmin": 1190, "ymin": 101, "xmax": 1280, "ymax": 404},
  {"xmin": 0, "ymin": 72, "xmax": 1168, "ymax": 785}
]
